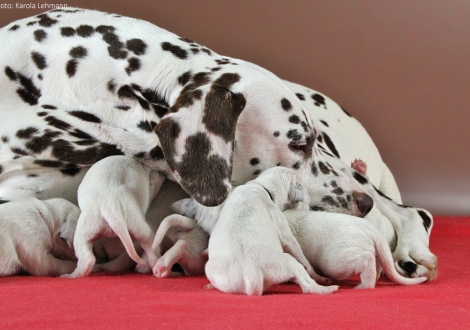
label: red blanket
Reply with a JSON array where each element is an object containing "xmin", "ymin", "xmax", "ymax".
[{"xmin": 1, "ymin": 216, "xmax": 468, "ymax": 329}]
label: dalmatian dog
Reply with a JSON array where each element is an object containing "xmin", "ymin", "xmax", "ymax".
[
  {"xmin": 284, "ymin": 209, "xmax": 427, "ymax": 288},
  {"xmin": 0, "ymin": 8, "xmax": 436, "ymax": 278},
  {"xmin": 151, "ymin": 214, "xmax": 208, "ymax": 277},
  {"xmin": 173, "ymin": 167, "xmax": 339, "ymax": 295},
  {"xmin": 61, "ymin": 155, "xmax": 164, "ymax": 278},
  {"xmin": 0, "ymin": 197, "xmax": 79, "ymax": 276}
]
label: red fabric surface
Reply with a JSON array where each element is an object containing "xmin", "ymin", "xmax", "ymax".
[{"xmin": 0, "ymin": 216, "xmax": 469, "ymax": 329}]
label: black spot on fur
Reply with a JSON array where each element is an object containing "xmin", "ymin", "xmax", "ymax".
[
  {"xmin": 179, "ymin": 37, "xmax": 195, "ymax": 44},
  {"xmin": 1, "ymin": 136, "xmax": 9, "ymax": 143},
  {"xmin": 4, "ymin": 66, "xmax": 17, "ymax": 81},
  {"xmin": 289, "ymin": 115, "xmax": 300, "ymax": 124},
  {"xmin": 68, "ymin": 110, "xmax": 102, "ymax": 123},
  {"xmin": 273, "ymin": 131, "xmax": 280, "ymax": 137},
  {"xmin": 310, "ymin": 206, "xmax": 325, "ymax": 211},
  {"xmin": 16, "ymin": 127, "xmax": 38, "ymax": 139},
  {"xmin": 96, "ymin": 25, "xmax": 115, "ymax": 34},
  {"xmin": 44, "ymin": 116, "xmax": 71, "ymax": 131},
  {"xmin": 51, "ymin": 139, "xmax": 123, "ymax": 165},
  {"xmin": 69, "ymin": 46, "xmax": 88, "ymax": 58},
  {"xmin": 34, "ymin": 29, "xmax": 47, "ymax": 42},
  {"xmin": 250, "ymin": 158, "xmax": 260, "ymax": 166},
  {"xmin": 320, "ymin": 120, "xmax": 329, "ymax": 127},
  {"xmin": 292, "ymin": 161, "xmax": 301, "ymax": 169},
  {"xmin": 65, "ymin": 59, "xmax": 78, "ymax": 77},
  {"xmin": 36, "ymin": 14, "xmax": 58, "ymax": 27},
  {"xmin": 281, "ymin": 98, "xmax": 292, "ymax": 111},
  {"xmin": 31, "ymin": 52, "xmax": 47, "ymax": 70},
  {"xmin": 178, "ymin": 71, "xmax": 192, "ymax": 86},
  {"xmin": 312, "ymin": 93, "xmax": 326, "ymax": 108},
  {"xmin": 9, "ymin": 25, "xmax": 20, "ymax": 31},
  {"xmin": 103, "ymin": 33, "xmax": 128, "ymax": 59},
  {"xmin": 11, "ymin": 147, "xmax": 29, "ymax": 156},
  {"xmin": 191, "ymin": 48, "xmax": 200, "ymax": 54},
  {"xmin": 253, "ymin": 169, "xmax": 262, "ymax": 176},
  {"xmin": 34, "ymin": 159, "xmax": 63, "ymax": 168},
  {"xmin": 37, "ymin": 112, "xmax": 48, "ymax": 117},
  {"xmin": 161, "ymin": 42, "xmax": 188, "ymax": 60},
  {"xmin": 69, "ymin": 129, "xmax": 93, "ymax": 140},
  {"xmin": 418, "ymin": 210, "xmax": 432, "ymax": 232},
  {"xmin": 321, "ymin": 196, "xmax": 340, "ymax": 208},
  {"xmin": 321, "ymin": 132, "xmax": 340, "ymax": 158},
  {"xmin": 318, "ymin": 162, "xmax": 330, "ymax": 175},
  {"xmin": 341, "ymin": 106, "xmax": 352, "ymax": 117},
  {"xmin": 333, "ymin": 187, "xmax": 344, "ymax": 195},
  {"xmin": 287, "ymin": 129, "xmax": 302, "ymax": 141},
  {"xmin": 27, "ymin": 21, "xmax": 37, "ymax": 27},
  {"xmin": 149, "ymin": 146, "xmax": 164, "ymax": 160},
  {"xmin": 137, "ymin": 121, "xmax": 153, "ymax": 133},
  {"xmin": 126, "ymin": 39, "xmax": 147, "ymax": 55},
  {"xmin": 398, "ymin": 260, "xmax": 418, "ymax": 276},
  {"xmin": 115, "ymin": 105, "xmax": 130, "ymax": 110},
  {"xmin": 331, "ymin": 181, "xmax": 338, "ymax": 188},
  {"xmin": 337, "ymin": 196, "xmax": 349, "ymax": 209},
  {"xmin": 295, "ymin": 93, "xmax": 305, "ymax": 101},
  {"xmin": 27, "ymin": 174, "xmax": 38, "ymax": 178},
  {"xmin": 107, "ymin": 80, "xmax": 117, "ymax": 93},
  {"xmin": 311, "ymin": 162, "xmax": 318, "ymax": 176},
  {"xmin": 201, "ymin": 48, "xmax": 212, "ymax": 55},
  {"xmin": 42, "ymin": 104, "xmax": 57, "ymax": 110},
  {"xmin": 60, "ymin": 163, "xmax": 81, "ymax": 176},
  {"xmin": 61, "ymin": 27, "xmax": 76, "ymax": 37},
  {"xmin": 76, "ymin": 25, "xmax": 94, "ymax": 38},
  {"xmin": 125, "ymin": 57, "xmax": 141, "ymax": 75},
  {"xmin": 353, "ymin": 171, "xmax": 368, "ymax": 185},
  {"xmin": 25, "ymin": 130, "xmax": 61, "ymax": 153},
  {"xmin": 15, "ymin": 72, "xmax": 42, "ymax": 106},
  {"xmin": 117, "ymin": 86, "xmax": 150, "ymax": 110}
]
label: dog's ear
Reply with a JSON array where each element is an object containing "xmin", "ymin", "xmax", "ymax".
[
  {"xmin": 288, "ymin": 182, "xmax": 310, "ymax": 205},
  {"xmin": 156, "ymin": 73, "xmax": 245, "ymax": 207}
]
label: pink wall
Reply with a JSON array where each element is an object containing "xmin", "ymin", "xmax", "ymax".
[{"xmin": 1, "ymin": 0, "xmax": 468, "ymax": 215}]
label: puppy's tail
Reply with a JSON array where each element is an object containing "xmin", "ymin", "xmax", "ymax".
[
  {"xmin": 102, "ymin": 208, "xmax": 147, "ymax": 267},
  {"xmin": 152, "ymin": 214, "xmax": 196, "ymax": 254},
  {"xmin": 374, "ymin": 235, "xmax": 427, "ymax": 285}
]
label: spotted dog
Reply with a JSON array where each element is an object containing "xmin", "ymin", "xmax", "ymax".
[
  {"xmin": 0, "ymin": 8, "xmax": 436, "ymax": 278},
  {"xmin": 0, "ymin": 197, "xmax": 79, "ymax": 276}
]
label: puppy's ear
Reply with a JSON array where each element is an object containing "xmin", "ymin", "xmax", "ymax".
[
  {"xmin": 288, "ymin": 183, "xmax": 310, "ymax": 205},
  {"xmin": 156, "ymin": 73, "xmax": 245, "ymax": 207}
]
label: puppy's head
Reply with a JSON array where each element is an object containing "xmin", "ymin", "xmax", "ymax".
[{"xmin": 155, "ymin": 71, "xmax": 246, "ymax": 207}]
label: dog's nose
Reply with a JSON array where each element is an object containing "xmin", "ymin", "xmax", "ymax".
[{"xmin": 354, "ymin": 192, "xmax": 374, "ymax": 217}]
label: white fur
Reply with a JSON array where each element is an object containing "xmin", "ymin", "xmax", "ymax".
[
  {"xmin": 61, "ymin": 155, "xmax": 164, "ymax": 278},
  {"xmin": 0, "ymin": 197, "xmax": 79, "ymax": 276},
  {"xmin": 151, "ymin": 214, "xmax": 208, "ymax": 277},
  {"xmin": 284, "ymin": 210, "xmax": 427, "ymax": 288}
]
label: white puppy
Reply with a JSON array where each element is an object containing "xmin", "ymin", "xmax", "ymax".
[
  {"xmin": 152, "ymin": 214, "xmax": 209, "ymax": 277},
  {"xmin": 61, "ymin": 155, "xmax": 164, "ymax": 278},
  {"xmin": 284, "ymin": 209, "xmax": 428, "ymax": 288},
  {"xmin": 173, "ymin": 167, "xmax": 338, "ymax": 295},
  {"xmin": 0, "ymin": 197, "xmax": 79, "ymax": 276}
]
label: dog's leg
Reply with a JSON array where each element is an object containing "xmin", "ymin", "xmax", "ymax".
[
  {"xmin": 279, "ymin": 253, "xmax": 339, "ymax": 294},
  {"xmin": 96, "ymin": 253, "xmax": 136, "ymax": 273},
  {"xmin": 153, "ymin": 240, "xmax": 188, "ymax": 277},
  {"xmin": 354, "ymin": 252, "xmax": 377, "ymax": 289},
  {"xmin": 22, "ymin": 251, "xmax": 77, "ymax": 277}
]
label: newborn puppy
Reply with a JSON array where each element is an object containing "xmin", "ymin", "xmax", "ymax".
[
  {"xmin": 61, "ymin": 155, "xmax": 164, "ymax": 278},
  {"xmin": 284, "ymin": 209, "xmax": 427, "ymax": 288},
  {"xmin": 173, "ymin": 167, "xmax": 338, "ymax": 296},
  {"xmin": 0, "ymin": 197, "xmax": 79, "ymax": 276},
  {"xmin": 152, "ymin": 214, "xmax": 209, "ymax": 277}
]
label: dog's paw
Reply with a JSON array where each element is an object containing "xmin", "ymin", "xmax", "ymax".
[
  {"xmin": 304, "ymin": 284, "xmax": 339, "ymax": 295},
  {"xmin": 135, "ymin": 263, "xmax": 151, "ymax": 274},
  {"xmin": 351, "ymin": 159, "xmax": 367, "ymax": 176},
  {"xmin": 394, "ymin": 249, "xmax": 438, "ymax": 281},
  {"xmin": 153, "ymin": 264, "xmax": 171, "ymax": 278}
]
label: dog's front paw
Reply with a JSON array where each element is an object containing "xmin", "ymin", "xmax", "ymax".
[
  {"xmin": 394, "ymin": 249, "xmax": 438, "ymax": 281},
  {"xmin": 153, "ymin": 264, "xmax": 171, "ymax": 278},
  {"xmin": 135, "ymin": 263, "xmax": 151, "ymax": 274}
]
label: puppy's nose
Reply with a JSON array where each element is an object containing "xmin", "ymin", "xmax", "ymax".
[{"xmin": 354, "ymin": 192, "xmax": 374, "ymax": 217}]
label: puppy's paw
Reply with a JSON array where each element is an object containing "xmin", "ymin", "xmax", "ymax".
[
  {"xmin": 135, "ymin": 263, "xmax": 151, "ymax": 274},
  {"xmin": 153, "ymin": 264, "xmax": 171, "ymax": 278}
]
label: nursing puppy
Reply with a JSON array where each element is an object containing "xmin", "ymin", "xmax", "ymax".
[
  {"xmin": 0, "ymin": 197, "xmax": 79, "ymax": 276},
  {"xmin": 152, "ymin": 214, "xmax": 209, "ymax": 277},
  {"xmin": 284, "ymin": 209, "xmax": 428, "ymax": 288},
  {"xmin": 173, "ymin": 167, "xmax": 338, "ymax": 295},
  {"xmin": 61, "ymin": 155, "xmax": 164, "ymax": 278}
]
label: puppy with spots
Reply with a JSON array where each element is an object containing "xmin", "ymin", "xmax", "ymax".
[
  {"xmin": 151, "ymin": 214, "xmax": 208, "ymax": 277},
  {"xmin": 173, "ymin": 167, "xmax": 338, "ymax": 296},
  {"xmin": 0, "ymin": 197, "xmax": 79, "ymax": 276},
  {"xmin": 284, "ymin": 209, "xmax": 427, "ymax": 288},
  {"xmin": 61, "ymin": 155, "xmax": 164, "ymax": 278}
]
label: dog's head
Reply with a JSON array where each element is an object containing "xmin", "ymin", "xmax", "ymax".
[
  {"xmin": 252, "ymin": 167, "xmax": 310, "ymax": 210},
  {"xmin": 155, "ymin": 70, "xmax": 246, "ymax": 207}
]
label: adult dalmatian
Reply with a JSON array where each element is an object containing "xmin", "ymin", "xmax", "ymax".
[{"xmin": 0, "ymin": 8, "xmax": 437, "ymax": 279}]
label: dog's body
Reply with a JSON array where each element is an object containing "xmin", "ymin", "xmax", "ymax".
[
  {"xmin": 284, "ymin": 209, "xmax": 427, "ymax": 288},
  {"xmin": 0, "ymin": 197, "xmax": 79, "ymax": 276},
  {"xmin": 0, "ymin": 8, "xmax": 437, "ymax": 278},
  {"xmin": 152, "ymin": 214, "xmax": 208, "ymax": 277},
  {"xmin": 174, "ymin": 167, "xmax": 338, "ymax": 295},
  {"xmin": 62, "ymin": 155, "xmax": 164, "ymax": 278}
]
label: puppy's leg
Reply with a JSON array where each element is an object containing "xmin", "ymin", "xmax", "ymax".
[
  {"xmin": 96, "ymin": 253, "xmax": 136, "ymax": 273},
  {"xmin": 280, "ymin": 253, "xmax": 339, "ymax": 294},
  {"xmin": 153, "ymin": 240, "xmax": 206, "ymax": 277},
  {"xmin": 25, "ymin": 253, "xmax": 77, "ymax": 277},
  {"xmin": 355, "ymin": 252, "xmax": 377, "ymax": 289}
]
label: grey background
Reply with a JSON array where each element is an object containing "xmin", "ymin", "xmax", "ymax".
[{"xmin": 1, "ymin": 0, "xmax": 469, "ymax": 215}]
